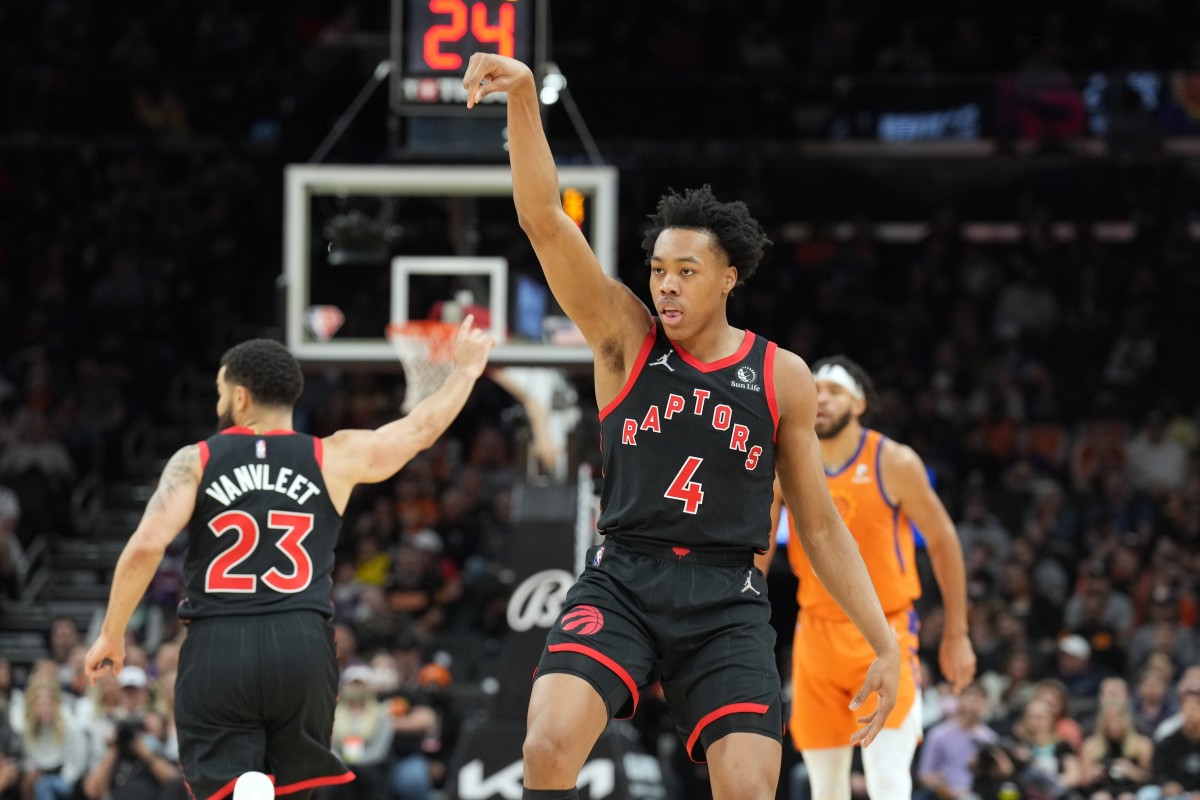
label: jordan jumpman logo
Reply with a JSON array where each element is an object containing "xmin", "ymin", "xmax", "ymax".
[
  {"xmin": 741, "ymin": 569, "xmax": 761, "ymax": 596},
  {"xmin": 649, "ymin": 352, "xmax": 675, "ymax": 372}
]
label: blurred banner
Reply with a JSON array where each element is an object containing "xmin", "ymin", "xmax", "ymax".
[{"xmin": 826, "ymin": 71, "xmax": 1200, "ymax": 143}]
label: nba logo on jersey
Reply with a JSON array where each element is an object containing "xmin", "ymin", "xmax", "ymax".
[
  {"xmin": 852, "ymin": 463, "xmax": 870, "ymax": 483},
  {"xmin": 256, "ymin": 440, "xmax": 267, "ymax": 459},
  {"xmin": 592, "ymin": 546, "xmax": 605, "ymax": 567}
]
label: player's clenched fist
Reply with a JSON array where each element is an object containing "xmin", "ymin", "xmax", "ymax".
[{"xmin": 462, "ymin": 52, "xmax": 535, "ymax": 108}]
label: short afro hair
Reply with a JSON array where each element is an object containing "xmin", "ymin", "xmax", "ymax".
[
  {"xmin": 641, "ymin": 185, "xmax": 771, "ymax": 284},
  {"xmin": 812, "ymin": 355, "xmax": 879, "ymax": 423},
  {"xmin": 220, "ymin": 339, "xmax": 304, "ymax": 408}
]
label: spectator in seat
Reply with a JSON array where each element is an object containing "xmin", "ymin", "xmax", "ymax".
[
  {"xmin": 915, "ymin": 682, "xmax": 998, "ymax": 800},
  {"xmin": 1140, "ymin": 689, "xmax": 1200, "ymax": 800},
  {"xmin": 20, "ymin": 679, "xmax": 88, "ymax": 800},
  {"xmin": 1080, "ymin": 702, "xmax": 1153, "ymax": 800},
  {"xmin": 321, "ymin": 665, "xmax": 393, "ymax": 800}
]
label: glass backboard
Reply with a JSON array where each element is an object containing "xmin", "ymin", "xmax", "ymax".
[{"xmin": 283, "ymin": 164, "xmax": 617, "ymax": 366}]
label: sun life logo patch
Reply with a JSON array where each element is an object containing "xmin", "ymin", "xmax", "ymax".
[{"xmin": 731, "ymin": 366, "xmax": 760, "ymax": 391}]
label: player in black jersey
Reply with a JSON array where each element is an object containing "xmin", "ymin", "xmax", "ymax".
[
  {"xmin": 464, "ymin": 55, "xmax": 902, "ymax": 800},
  {"xmin": 84, "ymin": 321, "xmax": 492, "ymax": 800}
]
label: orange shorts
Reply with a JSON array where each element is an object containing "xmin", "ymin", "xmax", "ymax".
[{"xmin": 789, "ymin": 606, "xmax": 920, "ymax": 751}]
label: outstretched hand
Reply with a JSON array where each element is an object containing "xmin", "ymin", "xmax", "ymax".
[
  {"xmin": 849, "ymin": 649, "xmax": 900, "ymax": 748},
  {"xmin": 462, "ymin": 53, "xmax": 535, "ymax": 108},
  {"xmin": 452, "ymin": 314, "xmax": 494, "ymax": 379}
]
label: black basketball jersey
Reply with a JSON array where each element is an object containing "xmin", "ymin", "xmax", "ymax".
[
  {"xmin": 597, "ymin": 319, "xmax": 778, "ymax": 552},
  {"xmin": 177, "ymin": 427, "xmax": 341, "ymax": 620}
]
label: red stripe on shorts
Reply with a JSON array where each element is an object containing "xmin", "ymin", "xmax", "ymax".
[
  {"xmin": 686, "ymin": 702, "xmax": 770, "ymax": 763},
  {"xmin": 547, "ymin": 642, "xmax": 640, "ymax": 718}
]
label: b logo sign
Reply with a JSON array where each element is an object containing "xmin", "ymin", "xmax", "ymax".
[{"xmin": 506, "ymin": 569, "xmax": 574, "ymax": 632}]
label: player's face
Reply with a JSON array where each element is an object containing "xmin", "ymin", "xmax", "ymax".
[
  {"xmin": 814, "ymin": 379, "xmax": 864, "ymax": 439},
  {"xmin": 649, "ymin": 228, "xmax": 737, "ymax": 337},
  {"xmin": 215, "ymin": 366, "xmax": 235, "ymax": 431}
]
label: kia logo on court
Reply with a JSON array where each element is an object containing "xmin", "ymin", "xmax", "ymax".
[
  {"xmin": 458, "ymin": 757, "xmax": 615, "ymax": 799},
  {"xmin": 506, "ymin": 569, "xmax": 574, "ymax": 632}
]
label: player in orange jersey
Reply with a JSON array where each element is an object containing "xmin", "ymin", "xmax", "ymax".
[{"xmin": 762, "ymin": 356, "xmax": 976, "ymax": 800}]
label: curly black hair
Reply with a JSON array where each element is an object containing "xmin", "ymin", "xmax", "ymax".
[
  {"xmin": 640, "ymin": 185, "xmax": 771, "ymax": 284},
  {"xmin": 220, "ymin": 339, "xmax": 304, "ymax": 407},
  {"xmin": 811, "ymin": 355, "xmax": 879, "ymax": 423}
]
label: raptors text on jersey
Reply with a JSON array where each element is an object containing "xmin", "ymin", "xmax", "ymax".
[{"xmin": 597, "ymin": 320, "xmax": 779, "ymax": 552}]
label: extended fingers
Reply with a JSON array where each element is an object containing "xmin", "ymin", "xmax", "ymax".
[{"xmin": 850, "ymin": 713, "xmax": 884, "ymax": 747}]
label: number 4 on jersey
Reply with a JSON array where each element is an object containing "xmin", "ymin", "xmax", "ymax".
[{"xmin": 665, "ymin": 456, "xmax": 705, "ymax": 514}]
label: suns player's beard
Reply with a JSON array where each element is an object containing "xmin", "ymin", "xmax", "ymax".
[{"xmin": 816, "ymin": 409, "xmax": 853, "ymax": 440}]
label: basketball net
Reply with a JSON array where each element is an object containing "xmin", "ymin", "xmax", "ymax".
[{"xmin": 386, "ymin": 320, "xmax": 458, "ymax": 413}]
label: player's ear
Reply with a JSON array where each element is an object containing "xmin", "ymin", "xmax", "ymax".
[
  {"xmin": 724, "ymin": 265, "xmax": 738, "ymax": 294},
  {"xmin": 233, "ymin": 384, "xmax": 252, "ymax": 413},
  {"xmin": 852, "ymin": 394, "xmax": 868, "ymax": 418}
]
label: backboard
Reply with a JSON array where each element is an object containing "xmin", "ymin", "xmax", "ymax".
[{"xmin": 283, "ymin": 164, "xmax": 617, "ymax": 366}]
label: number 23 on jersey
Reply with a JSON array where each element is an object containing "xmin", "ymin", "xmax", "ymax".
[{"xmin": 205, "ymin": 509, "xmax": 315, "ymax": 594}]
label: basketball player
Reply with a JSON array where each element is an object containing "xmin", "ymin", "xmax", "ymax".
[
  {"xmin": 463, "ymin": 54, "xmax": 900, "ymax": 800},
  {"xmin": 767, "ymin": 356, "xmax": 976, "ymax": 800},
  {"xmin": 85, "ymin": 322, "xmax": 493, "ymax": 800}
]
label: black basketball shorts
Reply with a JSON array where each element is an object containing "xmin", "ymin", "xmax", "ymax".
[
  {"xmin": 536, "ymin": 540, "xmax": 782, "ymax": 762},
  {"xmin": 175, "ymin": 610, "xmax": 353, "ymax": 800}
]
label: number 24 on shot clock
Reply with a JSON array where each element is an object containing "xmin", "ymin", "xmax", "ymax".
[{"xmin": 405, "ymin": 0, "xmax": 533, "ymax": 76}]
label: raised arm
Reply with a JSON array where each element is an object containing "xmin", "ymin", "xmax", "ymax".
[
  {"xmin": 86, "ymin": 444, "xmax": 202, "ymax": 682},
  {"xmin": 772, "ymin": 348, "xmax": 899, "ymax": 747},
  {"xmin": 463, "ymin": 54, "xmax": 650, "ymax": 375},
  {"xmin": 320, "ymin": 316, "xmax": 493, "ymax": 512},
  {"xmin": 880, "ymin": 440, "xmax": 976, "ymax": 693}
]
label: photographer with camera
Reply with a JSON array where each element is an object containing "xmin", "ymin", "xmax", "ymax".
[
  {"xmin": 81, "ymin": 715, "xmax": 181, "ymax": 800},
  {"xmin": 81, "ymin": 667, "xmax": 181, "ymax": 800}
]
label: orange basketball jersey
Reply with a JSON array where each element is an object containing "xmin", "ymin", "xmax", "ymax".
[{"xmin": 788, "ymin": 428, "xmax": 921, "ymax": 618}]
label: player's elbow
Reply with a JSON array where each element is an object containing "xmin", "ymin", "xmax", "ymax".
[
  {"xmin": 124, "ymin": 531, "xmax": 169, "ymax": 564},
  {"xmin": 922, "ymin": 526, "xmax": 961, "ymax": 560},
  {"xmin": 516, "ymin": 206, "xmax": 563, "ymax": 240},
  {"xmin": 795, "ymin": 516, "xmax": 839, "ymax": 552}
]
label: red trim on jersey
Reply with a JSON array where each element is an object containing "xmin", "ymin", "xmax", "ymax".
[
  {"xmin": 764, "ymin": 341, "xmax": 780, "ymax": 441},
  {"xmin": 598, "ymin": 323, "xmax": 658, "ymax": 421},
  {"xmin": 196, "ymin": 440, "xmax": 210, "ymax": 471},
  {"xmin": 686, "ymin": 702, "xmax": 770, "ymax": 763},
  {"xmin": 220, "ymin": 426, "xmax": 297, "ymax": 436},
  {"xmin": 671, "ymin": 329, "xmax": 754, "ymax": 374},
  {"xmin": 200, "ymin": 774, "xmax": 247, "ymax": 800},
  {"xmin": 313, "ymin": 436, "xmax": 323, "ymax": 468},
  {"xmin": 274, "ymin": 772, "xmax": 355, "ymax": 796},
  {"xmin": 547, "ymin": 643, "xmax": 640, "ymax": 718}
]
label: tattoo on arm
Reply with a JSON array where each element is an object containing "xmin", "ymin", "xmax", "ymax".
[{"xmin": 143, "ymin": 445, "xmax": 200, "ymax": 518}]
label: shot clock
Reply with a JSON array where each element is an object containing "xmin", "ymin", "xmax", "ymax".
[
  {"xmin": 389, "ymin": 0, "xmax": 543, "ymax": 153},
  {"xmin": 404, "ymin": 0, "xmax": 533, "ymax": 78}
]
